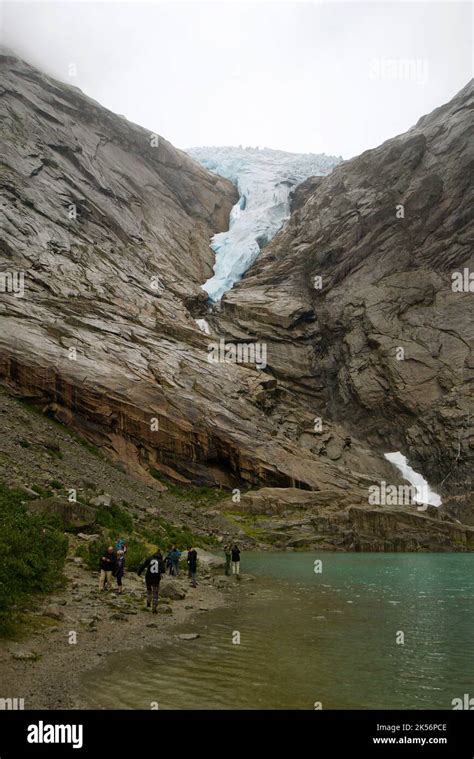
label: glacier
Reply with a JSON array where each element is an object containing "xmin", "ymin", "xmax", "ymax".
[{"xmin": 187, "ymin": 146, "xmax": 342, "ymax": 302}]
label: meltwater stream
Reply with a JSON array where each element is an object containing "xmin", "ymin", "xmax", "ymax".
[{"xmin": 80, "ymin": 553, "xmax": 474, "ymax": 710}]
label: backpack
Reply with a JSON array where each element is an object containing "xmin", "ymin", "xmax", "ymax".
[{"xmin": 149, "ymin": 554, "xmax": 166, "ymax": 575}]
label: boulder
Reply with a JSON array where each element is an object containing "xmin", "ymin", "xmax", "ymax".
[
  {"xmin": 90, "ymin": 493, "xmax": 112, "ymax": 507},
  {"xmin": 193, "ymin": 549, "xmax": 225, "ymax": 569},
  {"xmin": 42, "ymin": 606, "xmax": 64, "ymax": 621},
  {"xmin": 26, "ymin": 497, "xmax": 96, "ymax": 530},
  {"xmin": 159, "ymin": 582, "xmax": 186, "ymax": 600},
  {"xmin": 11, "ymin": 650, "xmax": 40, "ymax": 661}
]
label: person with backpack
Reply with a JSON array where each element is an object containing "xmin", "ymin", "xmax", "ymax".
[
  {"xmin": 165, "ymin": 546, "xmax": 173, "ymax": 575},
  {"xmin": 113, "ymin": 549, "xmax": 125, "ymax": 594},
  {"xmin": 168, "ymin": 545, "xmax": 181, "ymax": 576},
  {"xmin": 137, "ymin": 548, "xmax": 165, "ymax": 613},
  {"xmin": 187, "ymin": 546, "xmax": 198, "ymax": 588},
  {"xmin": 231, "ymin": 544, "xmax": 241, "ymax": 578},
  {"xmin": 224, "ymin": 544, "xmax": 232, "ymax": 576},
  {"xmin": 99, "ymin": 546, "xmax": 116, "ymax": 591}
]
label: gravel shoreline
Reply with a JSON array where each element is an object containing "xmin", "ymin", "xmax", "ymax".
[{"xmin": 0, "ymin": 553, "xmax": 235, "ymax": 709}]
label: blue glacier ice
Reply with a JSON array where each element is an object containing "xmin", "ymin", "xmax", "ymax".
[{"xmin": 187, "ymin": 146, "xmax": 342, "ymax": 302}]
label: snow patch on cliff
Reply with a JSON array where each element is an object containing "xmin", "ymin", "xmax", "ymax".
[{"xmin": 384, "ymin": 452, "xmax": 442, "ymax": 506}]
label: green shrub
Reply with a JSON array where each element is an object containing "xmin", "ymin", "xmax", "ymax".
[
  {"xmin": 75, "ymin": 437, "xmax": 100, "ymax": 457},
  {"xmin": 0, "ymin": 483, "xmax": 68, "ymax": 637},
  {"xmin": 143, "ymin": 515, "xmax": 217, "ymax": 549},
  {"xmin": 47, "ymin": 448, "xmax": 63, "ymax": 460},
  {"xmin": 74, "ymin": 540, "xmax": 102, "ymax": 570},
  {"xmin": 121, "ymin": 537, "xmax": 149, "ymax": 572},
  {"xmin": 95, "ymin": 502, "xmax": 133, "ymax": 533},
  {"xmin": 31, "ymin": 483, "xmax": 54, "ymax": 499}
]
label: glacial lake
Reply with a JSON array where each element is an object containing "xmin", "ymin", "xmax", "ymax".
[{"xmin": 80, "ymin": 553, "xmax": 474, "ymax": 709}]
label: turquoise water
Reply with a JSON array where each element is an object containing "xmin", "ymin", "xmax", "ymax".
[{"xmin": 80, "ymin": 553, "xmax": 474, "ymax": 709}]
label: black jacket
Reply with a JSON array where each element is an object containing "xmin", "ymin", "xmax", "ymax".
[
  {"xmin": 138, "ymin": 552, "xmax": 165, "ymax": 585},
  {"xmin": 114, "ymin": 556, "xmax": 125, "ymax": 578},
  {"xmin": 187, "ymin": 549, "xmax": 197, "ymax": 571},
  {"xmin": 231, "ymin": 548, "xmax": 240, "ymax": 562},
  {"xmin": 100, "ymin": 552, "xmax": 116, "ymax": 571}
]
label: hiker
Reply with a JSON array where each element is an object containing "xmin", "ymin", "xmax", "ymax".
[
  {"xmin": 165, "ymin": 546, "xmax": 172, "ymax": 575},
  {"xmin": 99, "ymin": 546, "xmax": 116, "ymax": 591},
  {"xmin": 231, "ymin": 544, "xmax": 241, "ymax": 578},
  {"xmin": 114, "ymin": 549, "xmax": 125, "ymax": 593},
  {"xmin": 224, "ymin": 544, "xmax": 232, "ymax": 576},
  {"xmin": 187, "ymin": 546, "xmax": 198, "ymax": 587},
  {"xmin": 137, "ymin": 548, "xmax": 166, "ymax": 613},
  {"xmin": 169, "ymin": 545, "xmax": 181, "ymax": 576}
]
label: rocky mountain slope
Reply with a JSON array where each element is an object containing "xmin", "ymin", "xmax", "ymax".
[
  {"xmin": 0, "ymin": 387, "xmax": 247, "ymax": 546},
  {"xmin": 219, "ymin": 80, "xmax": 474, "ymax": 519},
  {"xmin": 0, "ymin": 52, "xmax": 472, "ymax": 548},
  {"xmin": 0, "ymin": 53, "xmax": 397, "ymax": 496}
]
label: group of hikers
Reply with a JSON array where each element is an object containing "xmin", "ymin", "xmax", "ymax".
[
  {"xmin": 98, "ymin": 539, "xmax": 242, "ymax": 614},
  {"xmin": 98, "ymin": 538, "xmax": 127, "ymax": 593}
]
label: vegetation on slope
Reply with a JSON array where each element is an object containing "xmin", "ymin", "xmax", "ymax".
[{"xmin": 0, "ymin": 484, "xmax": 68, "ymax": 636}]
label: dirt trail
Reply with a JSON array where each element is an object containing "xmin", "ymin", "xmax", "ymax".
[{"xmin": 0, "ymin": 551, "xmax": 238, "ymax": 709}]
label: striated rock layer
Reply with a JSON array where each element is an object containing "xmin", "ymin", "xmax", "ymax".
[
  {"xmin": 219, "ymin": 80, "xmax": 474, "ymax": 516},
  {"xmin": 217, "ymin": 488, "xmax": 474, "ymax": 552},
  {"xmin": 0, "ymin": 53, "xmax": 395, "ymax": 498},
  {"xmin": 0, "ymin": 53, "xmax": 472, "ymax": 547}
]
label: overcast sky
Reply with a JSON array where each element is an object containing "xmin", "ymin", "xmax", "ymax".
[{"xmin": 2, "ymin": 1, "xmax": 472, "ymax": 158}]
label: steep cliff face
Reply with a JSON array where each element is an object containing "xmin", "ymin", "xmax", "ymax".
[
  {"xmin": 219, "ymin": 80, "xmax": 474, "ymax": 510},
  {"xmin": 1, "ymin": 53, "xmax": 472, "ymax": 546},
  {"xmin": 0, "ymin": 52, "xmax": 238, "ymax": 300},
  {"xmin": 0, "ymin": 53, "xmax": 396, "ymax": 499}
]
